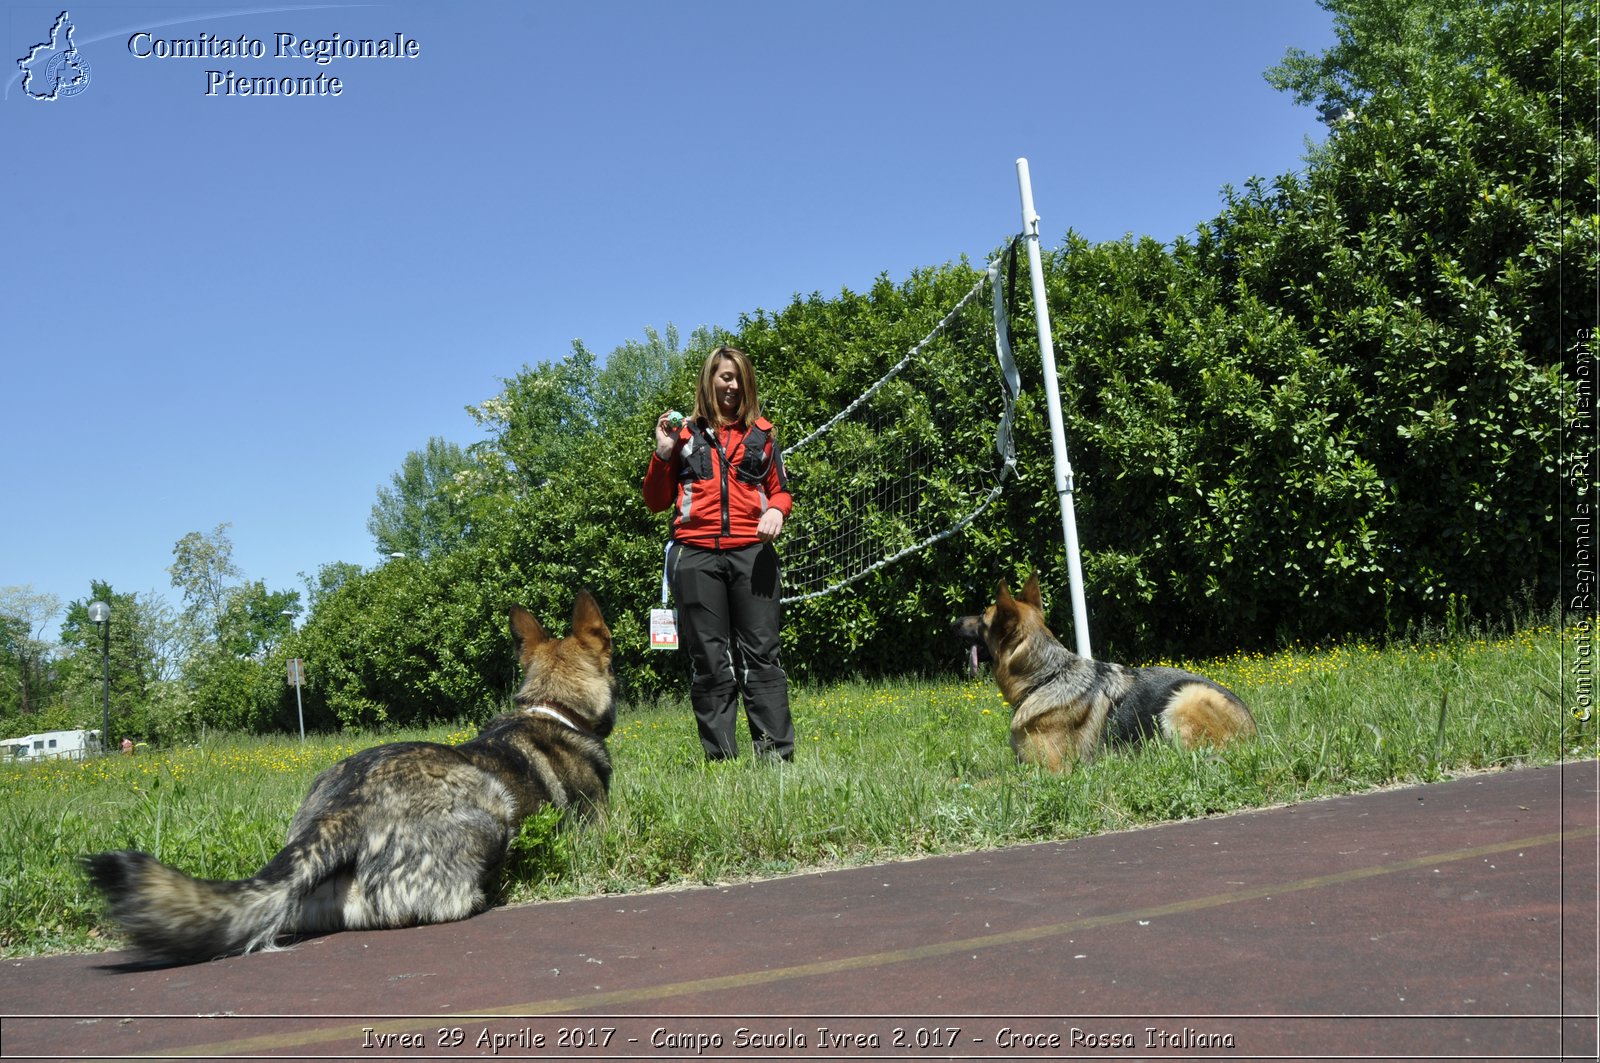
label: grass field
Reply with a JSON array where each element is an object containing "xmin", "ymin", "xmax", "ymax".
[{"xmin": 2, "ymin": 622, "xmax": 1591, "ymax": 960}]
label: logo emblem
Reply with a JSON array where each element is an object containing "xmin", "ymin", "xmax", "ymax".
[{"xmin": 18, "ymin": 11, "xmax": 91, "ymax": 101}]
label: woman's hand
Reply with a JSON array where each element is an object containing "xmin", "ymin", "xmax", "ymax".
[
  {"xmin": 757, "ymin": 508, "xmax": 785, "ymax": 542},
  {"xmin": 654, "ymin": 412, "xmax": 680, "ymax": 460}
]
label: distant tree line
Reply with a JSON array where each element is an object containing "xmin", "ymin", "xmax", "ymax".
[{"xmin": 1, "ymin": 524, "xmax": 298, "ymax": 743}]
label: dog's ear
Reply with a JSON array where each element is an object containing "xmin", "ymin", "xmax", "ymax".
[
  {"xmin": 509, "ymin": 605, "xmax": 548, "ymax": 669},
  {"xmin": 570, "ymin": 590, "xmax": 613, "ymax": 656},
  {"xmin": 1020, "ymin": 571, "xmax": 1042, "ymax": 608},
  {"xmin": 987, "ymin": 579, "xmax": 1022, "ymax": 647}
]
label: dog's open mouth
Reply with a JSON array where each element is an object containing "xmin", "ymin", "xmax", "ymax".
[{"xmin": 952, "ymin": 616, "xmax": 993, "ymax": 675}]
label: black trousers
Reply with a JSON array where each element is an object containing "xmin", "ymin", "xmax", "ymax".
[{"xmin": 668, "ymin": 542, "xmax": 795, "ymax": 760}]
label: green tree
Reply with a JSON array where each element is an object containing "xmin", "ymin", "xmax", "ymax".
[
  {"xmin": 591, "ymin": 323, "xmax": 715, "ymax": 428},
  {"xmin": 1264, "ymin": 0, "xmax": 1559, "ymax": 117},
  {"xmin": 138, "ymin": 594, "xmax": 195, "ymax": 685},
  {"xmin": 464, "ymin": 324, "xmax": 711, "ymax": 503},
  {"xmin": 164, "ymin": 526, "xmax": 311, "ymax": 735},
  {"xmin": 168, "ymin": 523, "xmax": 242, "ymax": 640},
  {"xmin": 215, "ymin": 581, "xmax": 300, "ymax": 660},
  {"xmin": 0, "ymin": 586, "xmax": 61, "ymax": 717},
  {"xmin": 302, "ymin": 561, "xmax": 364, "ymax": 612},
  {"xmin": 467, "ymin": 342, "xmax": 600, "ymax": 495},
  {"xmin": 52, "ymin": 584, "xmax": 165, "ymax": 739},
  {"xmin": 368, "ymin": 437, "xmax": 474, "ymax": 560},
  {"xmin": 180, "ymin": 580, "xmax": 302, "ymax": 733}
]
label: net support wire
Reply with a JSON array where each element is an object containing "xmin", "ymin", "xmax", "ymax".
[
  {"xmin": 778, "ymin": 251, "xmax": 1020, "ymax": 606},
  {"xmin": 784, "ymin": 269, "xmax": 993, "ymax": 458}
]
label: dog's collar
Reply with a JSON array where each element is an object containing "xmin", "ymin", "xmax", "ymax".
[{"xmin": 518, "ymin": 701, "xmax": 590, "ymax": 734}]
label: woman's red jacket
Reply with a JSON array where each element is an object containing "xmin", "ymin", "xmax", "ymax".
[{"xmin": 642, "ymin": 417, "xmax": 792, "ymax": 550}]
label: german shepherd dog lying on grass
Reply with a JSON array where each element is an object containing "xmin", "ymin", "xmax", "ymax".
[
  {"xmin": 955, "ymin": 573, "xmax": 1255, "ymax": 772},
  {"xmin": 84, "ymin": 592, "xmax": 617, "ymax": 966}
]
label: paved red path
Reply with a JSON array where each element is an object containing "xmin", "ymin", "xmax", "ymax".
[{"xmin": 2, "ymin": 762, "xmax": 1595, "ymax": 1062}]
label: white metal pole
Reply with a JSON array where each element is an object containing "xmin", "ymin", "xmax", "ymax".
[{"xmin": 1016, "ymin": 157, "xmax": 1092, "ymax": 658}]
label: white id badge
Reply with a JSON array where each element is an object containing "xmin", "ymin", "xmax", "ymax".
[{"xmin": 649, "ymin": 607, "xmax": 679, "ymax": 650}]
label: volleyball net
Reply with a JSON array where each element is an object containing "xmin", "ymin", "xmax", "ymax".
[{"xmin": 778, "ymin": 244, "xmax": 1022, "ymax": 605}]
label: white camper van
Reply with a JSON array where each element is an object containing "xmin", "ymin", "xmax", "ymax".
[{"xmin": 3, "ymin": 729, "xmax": 103, "ymax": 762}]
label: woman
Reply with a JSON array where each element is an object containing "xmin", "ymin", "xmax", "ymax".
[{"xmin": 642, "ymin": 345, "xmax": 796, "ymax": 761}]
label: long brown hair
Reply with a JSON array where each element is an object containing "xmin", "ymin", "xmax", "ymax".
[{"xmin": 692, "ymin": 345, "xmax": 762, "ymax": 426}]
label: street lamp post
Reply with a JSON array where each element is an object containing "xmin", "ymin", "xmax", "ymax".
[{"xmin": 87, "ymin": 600, "xmax": 110, "ymax": 755}]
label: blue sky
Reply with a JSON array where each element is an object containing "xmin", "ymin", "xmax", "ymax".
[{"xmin": 3, "ymin": 0, "xmax": 1336, "ymax": 630}]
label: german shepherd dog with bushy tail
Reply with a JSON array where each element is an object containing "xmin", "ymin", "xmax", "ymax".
[
  {"xmin": 83, "ymin": 592, "xmax": 617, "ymax": 966},
  {"xmin": 955, "ymin": 573, "xmax": 1255, "ymax": 772}
]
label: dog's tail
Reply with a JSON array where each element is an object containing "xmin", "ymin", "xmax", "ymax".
[
  {"xmin": 1161, "ymin": 682, "xmax": 1257, "ymax": 747},
  {"xmin": 83, "ymin": 850, "xmax": 299, "ymax": 965}
]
